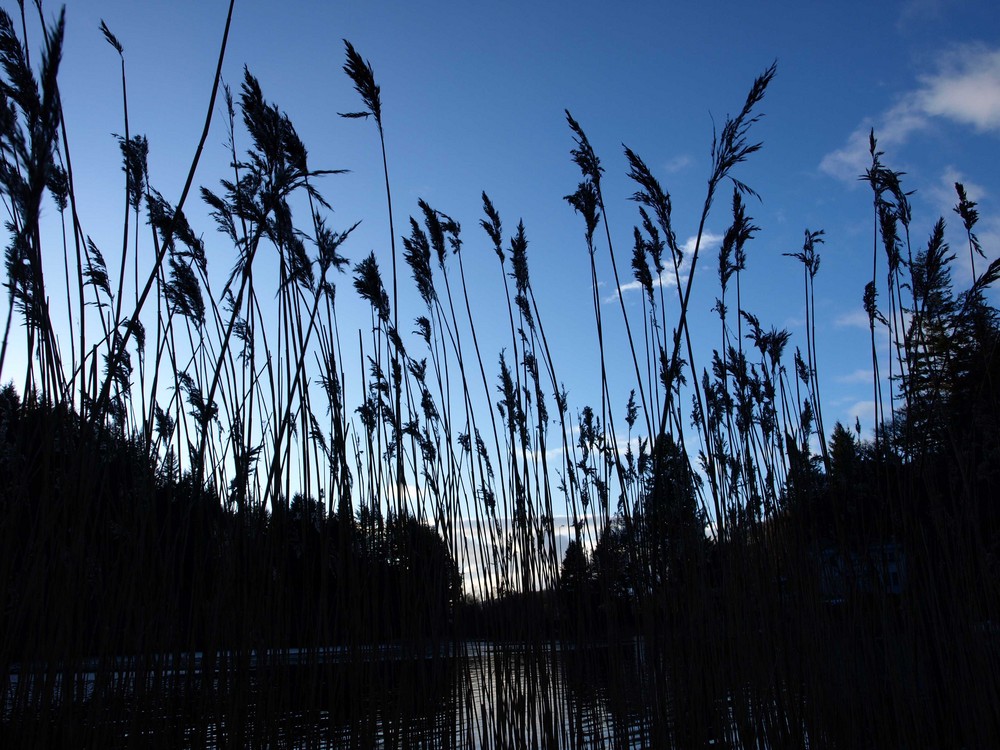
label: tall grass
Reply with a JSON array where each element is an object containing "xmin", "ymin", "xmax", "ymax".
[{"xmin": 1, "ymin": 6, "xmax": 999, "ymax": 748}]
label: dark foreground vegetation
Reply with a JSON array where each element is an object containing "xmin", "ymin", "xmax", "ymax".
[{"xmin": 2, "ymin": 3, "xmax": 999, "ymax": 747}]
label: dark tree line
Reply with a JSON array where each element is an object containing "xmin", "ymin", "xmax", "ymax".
[
  {"xmin": 0, "ymin": 385, "xmax": 463, "ymax": 661},
  {"xmin": 556, "ymin": 210, "xmax": 1000, "ymax": 642}
]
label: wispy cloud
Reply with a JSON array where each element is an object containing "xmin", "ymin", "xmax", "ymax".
[
  {"xmin": 897, "ymin": 0, "xmax": 946, "ymax": 27},
  {"xmin": 919, "ymin": 168, "xmax": 1000, "ymax": 286},
  {"xmin": 821, "ymin": 43, "xmax": 1000, "ymax": 182},
  {"xmin": 928, "ymin": 166, "xmax": 988, "ymax": 216},
  {"xmin": 607, "ymin": 232, "xmax": 723, "ymax": 303},
  {"xmin": 818, "ymin": 103, "xmax": 924, "ymax": 182},
  {"xmin": 845, "ymin": 400, "xmax": 878, "ymax": 438},
  {"xmin": 834, "ymin": 309, "xmax": 870, "ymax": 329},
  {"xmin": 680, "ymin": 231, "xmax": 723, "ymax": 258},
  {"xmin": 663, "ymin": 154, "xmax": 693, "ymax": 174},
  {"xmin": 918, "ymin": 45, "xmax": 1000, "ymax": 131},
  {"xmin": 836, "ymin": 368, "xmax": 875, "ymax": 385}
]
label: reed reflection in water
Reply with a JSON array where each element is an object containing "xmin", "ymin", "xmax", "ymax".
[{"xmin": 3, "ymin": 641, "xmax": 658, "ymax": 749}]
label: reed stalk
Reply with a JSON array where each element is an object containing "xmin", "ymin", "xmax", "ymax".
[{"xmin": 0, "ymin": 12, "xmax": 997, "ymax": 749}]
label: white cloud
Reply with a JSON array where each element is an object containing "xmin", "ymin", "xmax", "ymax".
[
  {"xmin": 924, "ymin": 168, "xmax": 1000, "ymax": 287},
  {"xmin": 663, "ymin": 154, "xmax": 693, "ymax": 174},
  {"xmin": 523, "ymin": 444, "xmax": 571, "ymax": 464},
  {"xmin": 614, "ymin": 279, "xmax": 646, "ymax": 297},
  {"xmin": 836, "ymin": 368, "xmax": 875, "ymax": 385},
  {"xmin": 844, "ymin": 400, "xmax": 878, "ymax": 438},
  {"xmin": 819, "ymin": 100, "xmax": 927, "ymax": 183},
  {"xmin": 606, "ymin": 232, "xmax": 723, "ymax": 303},
  {"xmin": 917, "ymin": 46, "xmax": 1000, "ymax": 132},
  {"xmin": 821, "ymin": 44, "xmax": 1000, "ymax": 183},
  {"xmin": 781, "ymin": 314, "xmax": 805, "ymax": 331},
  {"xmin": 834, "ymin": 309, "xmax": 871, "ymax": 329},
  {"xmin": 680, "ymin": 231, "xmax": 724, "ymax": 258},
  {"xmin": 928, "ymin": 166, "xmax": 988, "ymax": 216},
  {"xmin": 897, "ymin": 0, "xmax": 946, "ymax": 27},
  {"xmin": 818, "ymin": 132, "xmax": 867, "ymax": 184}
]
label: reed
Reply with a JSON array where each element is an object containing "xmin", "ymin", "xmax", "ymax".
[{"xmin": 1, "ymin": 6, "xmax": 998, "ymax": 748}]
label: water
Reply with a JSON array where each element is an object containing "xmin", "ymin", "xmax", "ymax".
[{"xmin": 3, "ymin": 641, "xmax": 655, "ymax": 748}]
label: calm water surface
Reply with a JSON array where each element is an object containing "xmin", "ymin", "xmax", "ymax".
[{"xmin": 4, "ymin": 641, "xmax": 656, "ymax": 748}]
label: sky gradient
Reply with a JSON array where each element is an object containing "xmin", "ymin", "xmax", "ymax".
[
  {"xmin": 9, "ymin": 1, "xmax": 1000, "ymax": 575},
  {"xmin": 39, "ymin": 0, "xmax": 999, "ymax": 436}
]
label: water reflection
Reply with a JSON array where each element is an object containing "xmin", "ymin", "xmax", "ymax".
[
  {"xmin": 3, "ymin": 642, "xmax": 658, "ymax": 748},
  {"xmin": 560, "ymin": 642, "xmax": 653, "ymax": 749}
]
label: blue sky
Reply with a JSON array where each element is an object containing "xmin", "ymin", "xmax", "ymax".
[
  {"xmin": 5, "ymin": 0, "xmax": 998, "ymax": 591},
  {"xmin": 9, "ymin": 0, "xmax": 1000, "ymax": 546},
  {"xmin": 40, "ymin": 0, "xmax": 999, "ymax": 439}
]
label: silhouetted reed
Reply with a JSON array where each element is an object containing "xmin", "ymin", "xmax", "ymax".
[{"xmin": 1, "ymin": 7, "xmax": 998, "ymax": 748}]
